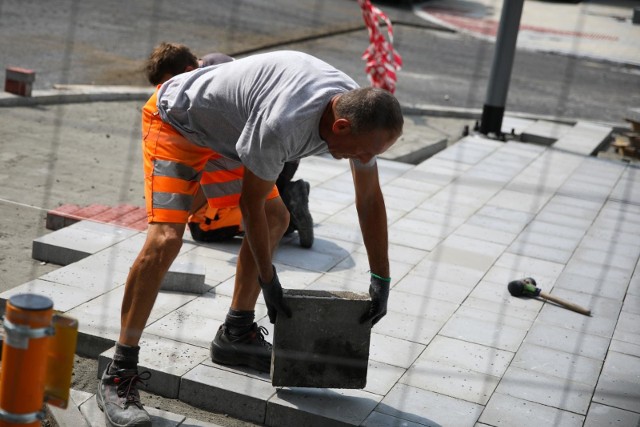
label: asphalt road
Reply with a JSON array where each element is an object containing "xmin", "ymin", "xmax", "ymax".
[{"xmin": 1, "ymin": 0, "xmax": 639, "ymax": 123}]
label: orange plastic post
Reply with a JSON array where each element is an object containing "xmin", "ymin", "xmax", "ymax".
[
  {"xmin": 0, "ymin": 294, "xmax": 53, "ymax": 427},
  {"xmin": 44, "ymin": 313, "xmax": 78, "ymax": 408}
]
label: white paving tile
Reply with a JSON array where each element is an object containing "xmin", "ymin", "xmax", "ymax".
[
  {"xmin": 495, "ymin": 366, "xmax": 593, "ymax": 414},
  {"xmin": 377, "ymin": 383, "xmax": 484, "ymax": 427},
  {"xmin": 479, "ymin": 392, "xmax": 584, "ymax": 427},
  {"xmin": 511, "ymin": 343, "xmax": 603, "ymax": 386}
]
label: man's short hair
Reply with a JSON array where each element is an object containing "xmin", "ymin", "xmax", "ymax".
[
  {"xmin": 145, "ymin": 42, "xmax": 199, "ymax": 86},
  {"xmin": 335, "ymin": 87, "xmax": 404, "ymax": 136}
]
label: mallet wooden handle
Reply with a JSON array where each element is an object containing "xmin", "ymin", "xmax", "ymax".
[{"xmin": 539, "ymin": 291, "xmax": 591, "ymax": 316}]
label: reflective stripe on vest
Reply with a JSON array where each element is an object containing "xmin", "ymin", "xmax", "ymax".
[
  {"xmin": 201, "ymin": 179, "xmax": 243, "ymax": 199},
  {"xmin": 205, "ymin": 156, "xmax": 242, "ymax": 172},
  {"xmin": 152, "ymin": 192, "xmax": 193, "ymax": 211},
  {"xmin": 153, "ymin": 159, "xmax": 202, "ymax": 182}
]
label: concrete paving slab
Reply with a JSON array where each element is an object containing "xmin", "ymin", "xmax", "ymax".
[
  {"xmin": 271, "ymin": 289, "xmax": 371, "ymax": 389},
  {"xmin": 496, "ymin": 366, "xmax": 593, "ymax": 414},
  {"xmin": 525, "ymin": 321, "xmax": 611, "ymax": 361},
  {"xmin": 583, "ymin": 402, "xmax": 640, "ymax": 427},
  {"xmin": 411, "ymin": 259, "xmax": 486, "ymax": 288},
  {"xmin": 401, "ymin": 357, "xmax": 500, "ymax": 404},
  {"xmin": 368, "ymin": 332, "xmax": 426, "ymax": 370},
  {"xmin": 0, "ymin": 279, "xmax": 99, "ymax": 315},
  {"xmin": 418, "ymin": 335, "xmax": 513, "ymax": 378},
  {"xmin": 521, "ymin": 120, "xmax": 574, "ymax": 145},
  {"xmin": 46, "ymin": 389, "xmax": 92, "ymax": 427},
  {"xmin": 371, "ymin": 310, "xmax": 443, "ymax": 345},
  {"xmin": 160, "ymin": 261, "xmax": 206, "ymax": 294},
  {"xmin": 511, "ymin": 343, "xmax": 603, "ymax": 387},
  {"xmin": 479, "ymin": 392, "xmax": 584, "ymax": 427},
  {"xmin": 361, "ymin": 411, "xmax": 427, "ymax": 427},
  {"xmin": 377, "ymin": 383, "xmax": 483, "ymax": 427},
  {"xmin": 440, "ymin": 313, "xmax": 529, "ymax": 352},
  {"xmin": 553, "ymin": 121, "xmax": 613, "ymax": 155},
  {"xmin": 266, "ymin": 387, "xmax": 382, "ymax": 427},
  {"xmin": 179, "ymin": 364, "xmax": 274, "ymax": 425},
  {"xmin": 363, "ymin": 360, "xmax": 405, "ymax": 396},
  {"xmin": 593, "ymin": 351, "xmax": 640, "ymax": 412},
  {"xmin": 393, "ymin": 275, "xmax": 471, "ymax": 305},
  {"xmin": 386, "ymin": 288, "xmax": 458, "ymax": 321}
]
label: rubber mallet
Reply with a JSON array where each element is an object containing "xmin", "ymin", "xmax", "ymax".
[{"xmin": 508, "ymin": 277, "xmax": 591, "ymax": 316}]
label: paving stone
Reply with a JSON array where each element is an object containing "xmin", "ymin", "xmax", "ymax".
[
  {"xmin": 0, "ymin": 279, "xmax": 98, "ymax": 315},
  {"xmin": 32, "ymin": 221, "xmax": 137, "ymax": 265},
  {"xmin": 496, "ymin": 366, "xmax": 593, "ymax": 414},
  {"xmin": 455, "ymin": 305, "xmax": 533, "ymax": 330},
  {"xmin": 390, "ymin": 217, "xmax": 459, "ymax": 240},
  {"xmin": 387, "ymin": 227, "xmax": 442, "ymax": 251},
  {"xmin": 511, "ymin": 343, "xmax": 603, "ymax": 386},
  {"xmin": 553, "ymin": 121, "xmax": 612, "ymax": 155},
  {"xmin": 554, "ymin": 271, "xmax": 629, "ymax": 301},
  {"xmin": 461, "ymin": 296, "xmax": 539, "ymax": 322},
  {"xmin": 440, "ymin": 313, "xmax": 528, "ymax": 352},
  {"xmin": 521, "ymin": 120, "xmax": 573, "ymax": 145},
  {"xmin": 38, "ymin": 262, "xmax": 128, "ymax": 294},
  {"xmin": 361, "ymin": 411, "xmax": 427, "ymax": 427},
  {"xmin": 524, "ymin": 321, "xmax": 610, "ymax": 361},
  {"xmin": 622, "ymin": 294, "xmax": 640, "ymax": 315},
  {"xmin": 425, "ymin": 244, "xmax": 499, "ymax": 272},
  {"xmin": 179, "ymin": 364, "xmax": 274, "ymax": 424},
  {"xmin": 593, "ymin": 352, "xmax": 640, "ymax": 412},
  {"xmin": 420, "ymin": 335, "xmax": 513, "ymax": 378},
  {"xmin": 364, "ymin": 360, "xmax": 406, "ymax": 396},
  {"xmin": 271, "ymin": 289, "xmax": 371, "ymax": 388},
  {"xmin": 466, "ymin": 214, "xmax": 529, "ymax": 234},
  {"xmin": 180, "ymin": 418, "xmax": 226, "ymax": 427},
  {"xmin": 584, "ymin": 402, "xmax": 640, "ymax": 427},
  {"xmin": 159, "ymin": 261, "xmax": 206, "ymax": 294},
  {"xmin": 377, "ymin": 383, "xmax": 483, "ymax": 427},
  {"xmin": 372, "ymin": 310, "xmax": 443, "ymax": 345},
  {"xmin": 609, "ymin": 339, "xmax": 640, "ymax": 358},
  {"xmin": 455, "ymin": 223, "xmax": 518, "ymax": 245},
  {"xmin": 386, "ymin": 288, "xmax": 458, "ymax": 321},
  {"xmin": 393, "ymin": 275, "xmax": 472, "ymax": 305},
  {"xmin": 572, "ymin": 247, "xmax": 639, "ymax": 272},
  {"xmin": 401, "ymin": 357, "xmax": 500, "ymax": 404},
  {"xmin": 410, "ymin": 259, "xmax": 486, "ymax": 288},
  {"xmin": 266, "ymin": 387, "xmax": 381, "ymax": 427},
  {"xmin": 488, "ymin": 189, "xmax": 552, "ymax": 214},
  {"xmin": 479, "ymin": 392, "xmax": 584, "ymax": 427},
  {"xmin": 369, "ymin": 333, "xmax": 426, "ymax": 369},
  {"xmin": 98, "ymin": 335, "xmax": 210, "ymax": 398},
  {"xmin": 328, "ymin": 252, "xmax": 414, "ymax": 284}
]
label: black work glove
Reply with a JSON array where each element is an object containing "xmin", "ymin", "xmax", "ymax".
[
  {"xmin": 360, "ymin": 275, "xmax": 390, "ymax": 326},
  {"xmin": 258, "ymin": 265, "xmax": 292, "ymax": 324}
]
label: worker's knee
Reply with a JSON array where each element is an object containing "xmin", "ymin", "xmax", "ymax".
[{"xmin": 142, "ymin": 224, "xmax": 184, "ymax": 262}]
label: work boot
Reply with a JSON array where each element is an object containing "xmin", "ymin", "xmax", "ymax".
[
  {"xmin": 96, "ymin": 362, "xmax": 152, "ymax": 427},
  {"xmin": 285, "ymin": 179, "xmax": 314, "ymax": 248},
  {"xmin": 210, "ymin": 323, "xmax": 272, "ymax": 373}
]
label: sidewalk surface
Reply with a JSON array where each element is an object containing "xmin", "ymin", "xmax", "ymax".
[{"xmin": 1, "ymin": 1, "xmax": 639, "ymax": 427}]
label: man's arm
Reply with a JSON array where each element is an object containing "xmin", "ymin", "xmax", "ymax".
[
  {"xmin": 239, "ymin": 168, "xmax": 278, "ymax": 281},
  {"xmin": 351, "ymin": 160, "xmax": 389, "ymax": 278}
]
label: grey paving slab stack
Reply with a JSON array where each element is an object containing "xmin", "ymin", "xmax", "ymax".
[{"xmin": 271, "ymin": 289, "xmax": 371, "ymax": 388}]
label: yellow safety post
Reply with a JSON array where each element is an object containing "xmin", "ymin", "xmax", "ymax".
[{"xmin": 0, "ymin": 294, "xmax": 78, "ymax": 426}]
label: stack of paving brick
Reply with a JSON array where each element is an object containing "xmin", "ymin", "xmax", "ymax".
[{"xmin": 46, "ymin": 204, "xmax": 148, "ymax": 232}]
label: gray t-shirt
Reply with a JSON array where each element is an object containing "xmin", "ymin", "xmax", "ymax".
[{"xmin": 157, "ymin": 50, "xmax": 359, "ymax": 181}]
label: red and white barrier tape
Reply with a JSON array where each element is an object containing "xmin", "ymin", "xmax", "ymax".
[{"xmin": 358, "ymin": 0, "xmax": 403, "ymax": 93}]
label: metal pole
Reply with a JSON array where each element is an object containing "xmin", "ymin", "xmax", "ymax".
[{"xmin": 479, "ymin": 0, "xmax": 525, "ymax": 136}]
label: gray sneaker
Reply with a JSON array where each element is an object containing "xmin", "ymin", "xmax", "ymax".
[
  {"xmin": 96, "ymin": 362, "xmax": 152, "ymax": 427},
  {"xmin": 210, "ymin": 323, "xmax": 272, "ymax": 373}
]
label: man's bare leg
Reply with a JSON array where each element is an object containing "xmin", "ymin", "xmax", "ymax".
[
  {"xmin": 120, "ymin": 222, "xmax": 186, "ymax": 345},
  {"xmin": 98, "ymin": 222, "xmax": 185, "ymax": 427}
]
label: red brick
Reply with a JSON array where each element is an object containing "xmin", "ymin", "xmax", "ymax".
[
  {"xmin": 46, "ymin": 204, "xmax": 82, "ymax": 230},
  {"xmin": 5, "ymin": 67, "xmax": 36, "ymax": 97},
  {"xmin": 91, "ymin": 205, "xmax": 139, "ymax": 223},
  {"xmin": 72, "ymin": 204, "xmax": 111, "ymax": 220},
  {"xmin": 127, "ymin": 218, "xmax": 149, "ymax": 231},
  {"xmin": 112, "ymin": 208, "xmax": 147, "ymax": 227}
]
